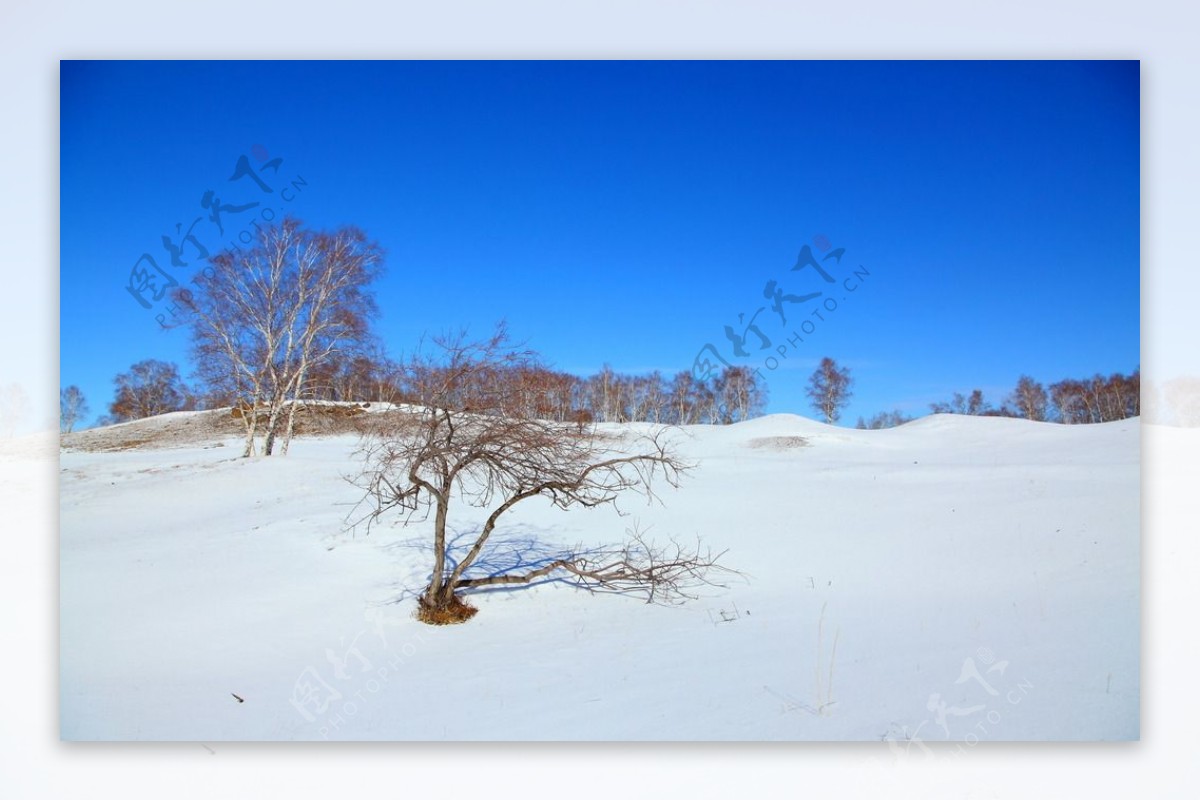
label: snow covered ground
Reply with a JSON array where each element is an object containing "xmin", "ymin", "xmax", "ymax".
[{"xmin": 58, "ymin": 412, "xmax": 1139, "ymax": 741}]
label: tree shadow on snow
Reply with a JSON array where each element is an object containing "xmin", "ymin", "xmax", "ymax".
[{"xmin": 378, "ymin": 525, "xmax": 631, "ymax": 604}]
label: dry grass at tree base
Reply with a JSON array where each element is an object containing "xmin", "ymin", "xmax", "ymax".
[
  {"xmin": 60, "ymin": 403, "xmax": 390, "ymax": 453},
  {"xmin": 60, "ymin": 409, "xmax": 244, "ymax": 452},
  {"xmin": 416, "ymin": 594, "xmax": 479, "ymax": 625}
]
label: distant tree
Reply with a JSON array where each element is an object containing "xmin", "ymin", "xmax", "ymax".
[
  {"xmin": 716, "ymin": 366, "xmax": 767, "ymax": 424},
  {"xmin": 588, "ymin": 365, "xmax": 619, "ymax": 423},
  {"xmin": 351, "ymin": 324, "xmax": 733, "ymax": 624},
  {"xmin": 641, "ymin": 371, "xmax": 668, "ymax": 424},
  {"xmin": 1083, "ymin": 375, "xmax": 1110, "ymax": 422},
  {"xmin": 807, "ymin": 357, "xmax": 853, "ymax": 424},
  {"xmin": 1113, "ymin": 369, "xmax": 1140, "ymax": 420},
  {"xmin": 60, "ymin": 386, "xmax": 90, "ymax": 433},
  {"xmin": 930, "ymin": 392, "xmax": 964, "ymax": 415},
  {"xmin": 931, "ymin": 389, "xmax": 991, "ymax": 416},
  {"xmin": 856, "ymin": 409, "xmax": 913, "ymax": 429},
  {"xmin": 1007, "ymin": 376, "xmax": 1048, "ymax": 421},
  {"xmin": 668, "ymin": 371, "xmax": 698, "ymax": 424},
  {"xmin": 109, "ymin": 360, "xmax": 191, "ymax": 422},
  {"xmin": 694, "ymin": 377, "xmax": 720, "ymax": 424},
  {"xmin": 965, "ymin": 389, "xmax": 989, "ymax": 416}
]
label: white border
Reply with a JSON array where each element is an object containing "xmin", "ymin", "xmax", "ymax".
[{"xmin": 7, "ymin": 1, "xmax": 1196, "ymax": 797}]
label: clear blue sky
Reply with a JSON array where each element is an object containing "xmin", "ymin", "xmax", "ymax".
[{"xmin": 61, "ymin": 60, "xmax": 1139, "ymax": 426}]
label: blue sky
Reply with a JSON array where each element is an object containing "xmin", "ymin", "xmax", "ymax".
[{"xmin": 60, "ymin": 60, "xmax": 1139, "ymax": 426}]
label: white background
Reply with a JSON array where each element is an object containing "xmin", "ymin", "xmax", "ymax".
[{"xmin": 4, "ymin": 1, "xmax": 1196, "ymax": 797}]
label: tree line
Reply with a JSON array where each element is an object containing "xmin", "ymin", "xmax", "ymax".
[
  {"xmin": 377, "ymin": 361, "xmax": 767, "ymax": 427},
  {"xmin": 70, "ymin": 353, "xmax": 769, "ymax": 434},
  {"xmin": 855, "ymin": 369, "xmax": 1141, "ymax": 429}
]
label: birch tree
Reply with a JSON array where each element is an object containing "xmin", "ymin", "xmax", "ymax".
[
  {"xmin": 1008, "ymin": 375, "xmax": 1049, "ymax": 421},
  {"xmin": 60, "ymin": 386, "xmax": 90, "ymax": 433},
  {"xmin": 175, "ymin": 218, "xmax": 381, "ymax": 456},
  {"xmin": 806, "ymin": 357, "xmax": 853, "ymax": 424}
]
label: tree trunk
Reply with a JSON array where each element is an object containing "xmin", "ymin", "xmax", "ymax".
[
  {"xmin": 242, "ymin": 401, "xmax": 259, "ymax": 458},
  {"xmin": 424, "ymin": 493, "xmax": 451, "ymax": 606},
  {"xmin": 280, "ymin": 362, "xmax": 309, "ymax": 456},
  {"xmin": 263, "ymin": 399, "xmax": 283, "ymax": 456}
]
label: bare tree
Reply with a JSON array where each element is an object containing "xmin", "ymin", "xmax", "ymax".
[
  {"xmin": 717, "ymin": 365, "xmax": 766, "ymax": 424},
  {"xmin": 1111, "ymin": 369, "xmax": 1140, "ymax": 420},
  {"xmin": 965, "ymin": 389, "xmax": 990, "ymax": 416},
  {"xmin": 60, "ymin": 386, "xmax": 90, "ymax": 433},
  {"xmin": 668, "ymin": 371, "xmax": 698, "ymax": 424},
  {"xmin": 350, "ymin": 324, "xmax": 734, "ymax": 624},
  {"xmin": 589, "ymin": 364, "xmax": 619, "ymax": 423},
  {"xmin": 929, "ymin": 392, "xmax": 967, "ymax": 415},
  {"xmin": 807, "ymin": 357, "xmax": 853, "ymax": 424},
  {"xmin": 175, "ymin": 218, "xmax": 381, "ymax": 457},
  {"xmin": 930, "ymin": 388, "xmax": 993, "ymax": 416},
  {"xmin": 641, "ymin": 370, "xmax": 667, "ymax": 424},
  {"xmin": 109, "ymin": 360, "xmax": 191, "ymax": 422},
  {"xmin": 1005, "ymin": 375, "xmax": 1048, "ymax": 421},
  {"xmin": 856, "ymin": 409, "xmax": 913, "ymax": 429}
]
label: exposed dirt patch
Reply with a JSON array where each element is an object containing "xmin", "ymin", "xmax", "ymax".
[
  {"xmin": 60, "ymin": 410, "xmax": 244, "ymax": 452},
  {"xmin": 60, "ymin": 404, "xmax": 641, "ymax": 454},
  {"xmin": 747, "ymin": 435, "xmax": 810, "ymax": 450}
]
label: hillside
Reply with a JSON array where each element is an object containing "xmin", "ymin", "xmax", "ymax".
[{"xmin": 58, "ymin": 411, "xmax": 1140, "ymax": 741}]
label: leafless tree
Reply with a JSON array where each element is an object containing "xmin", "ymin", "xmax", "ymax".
[
  {"xmin": 587, "ymin": 364, "xmax": 619, "ymax": 423},
  {"xmin": 639, "ymin": 370, "xmax": 667, "ymax": 424},
  {"xmin": 965, "ymin": 389, "xmax": 990, "ymax": 416},
  {"xmin": 929, "ymin": 388, "xmax": 1003, "ymax": 417},
  {"xmin": 350, "ymin": 324, "xmax": 734, "ymax": 624},
  {"xmin": 856, "ymin": 409, "xmax": 913, "ymax": 429},
  {"xmin": 109, "ymin": 360, "xmax": 191, "ymax": 422},
  {"xmin": 174, "ymin": 218, "xmax": 381, "ymax": 457},
  {"xmin": 716, "ymin": 366, "xmax": 767, "ymax": 424},
  {"xmin": 60, "ymin": 386, "xmax": 90, "ymax": 433},
  {"xmin": 669, "ymin": 371, "xmax": 698, "ymax": 424},
  {"xmin": 807, "ymin": 357, "xmax": 853, "ymax": 424},
  {"xmin": 1007, "ymin": 376, "xmax": 1048, "ymax": 421},
  {"xmin": 929, "ymin": 392, "xmax": 966, "ymax": 415}
]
